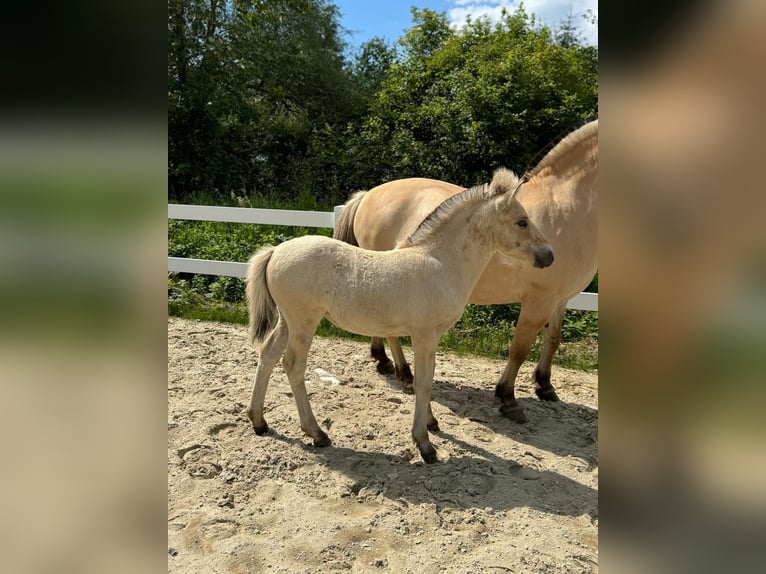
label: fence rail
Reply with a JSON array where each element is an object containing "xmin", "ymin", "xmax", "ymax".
[
  {"xmin": 168, "ymin": 204, "xmax": 598, "ymax": 312},
  {"xmin": 168, "ymin": 203, "xmax": 338, "ymax": 228}
]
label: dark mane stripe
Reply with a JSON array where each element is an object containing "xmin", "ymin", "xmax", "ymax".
[
  {"xmin": 527, "ymin": 120, "xmax": 598, "ymax": 179},
  {"xmin": 400, "ymin": 183, "xmax": 490, "ymax": 248}
]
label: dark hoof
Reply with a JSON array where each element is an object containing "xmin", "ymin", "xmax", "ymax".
[
  {"xmin": 427, "ymin": 420, "xmax": 440, "ymax": 433},
  {"xmin": 499, "ymin": 404, "xmax": 528, "ymax": 424},
  {"xmin": 396, "ymin": 366, "xmax": 414, "ymax": 386},
  {"xmin": 401, "ymin": 382, "xmax": 414, "ymax": 395},
  {"xmin": 535, "ymin": 387, "xmax": 560, "ymax": 401},
  {"xmin": 313, "ymin": 431, "xmax": 332, "ymax": 448},
  {"xmin": 252, "ymin": 423, "xmax": 269, "ymax": 436},
  {"xmin": 376, "ymin": 359, "xmax": 395, "ymax": 375},
  {"xmin": 419, "ymin": 445, "xmax": 438, "ymax": 464}
]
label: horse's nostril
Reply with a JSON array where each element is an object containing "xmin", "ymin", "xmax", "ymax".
[{"xmin": 534, "ymin": 246, "xmax": 554, "ymax": 268}]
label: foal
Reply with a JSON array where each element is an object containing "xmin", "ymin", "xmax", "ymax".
[{"xmin": 246, "ymin": 168, "xmax": 553, "ymax": 463}]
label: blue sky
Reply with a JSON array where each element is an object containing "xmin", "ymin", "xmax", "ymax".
[{"xmin": 334, "ymin": 0, "xmax": 598, "ymax": 51}]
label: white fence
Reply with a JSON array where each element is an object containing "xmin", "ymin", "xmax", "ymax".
[{"xmin": 168, "ymin": 204, "xmax": 598, "ymax": 311}]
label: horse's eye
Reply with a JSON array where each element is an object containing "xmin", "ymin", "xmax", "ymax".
[{"xmin": 517, "ymin": 220, "xmax": 528, "ymax": 229}]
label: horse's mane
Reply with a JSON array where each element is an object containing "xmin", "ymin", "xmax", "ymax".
[
  {"xmin": 526, "ymin": 120, "xmax": 598, "ymax": 179},
  {"xmin": 399, "ymin": 183, "xmax": 490, "ymax": 248}
]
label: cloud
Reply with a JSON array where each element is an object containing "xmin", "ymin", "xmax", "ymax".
[{"xmin": 446, "ymin": 0, "xmax": 597, "ymax": 46}]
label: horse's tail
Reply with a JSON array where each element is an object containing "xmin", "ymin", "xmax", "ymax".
[
  {"xmin": 332, "ymin": 190, "xmax": 367, "ymax": 246},
  {"xmin": 246, "ymin": 246, "xmax": 277, "ymax": 346}
]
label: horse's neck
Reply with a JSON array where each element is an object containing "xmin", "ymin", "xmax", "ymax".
[{"xmin": 527, "ymin": 139, "xmax": 598, "ymax": 213}]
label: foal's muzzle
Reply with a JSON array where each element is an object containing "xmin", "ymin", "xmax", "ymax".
[{"xmin": 533, "ymin": 245, "xmax": 554, "ymax": 269}]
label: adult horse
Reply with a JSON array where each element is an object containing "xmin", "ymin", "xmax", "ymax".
[
  {"xmin": 333, "ymin": 120, "xmax": 597, "ymax": 423},
  {"xmin": 246, "ymin": 169, "xmax": 553, "ymax": 463}
]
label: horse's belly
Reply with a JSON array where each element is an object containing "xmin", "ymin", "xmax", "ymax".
[{"xmin": 324, "ymin": 310, "xmax": 405, "ymax": 338}]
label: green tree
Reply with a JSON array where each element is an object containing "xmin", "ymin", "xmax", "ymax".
[
  {"xmin": 349, "ymin": 6, "xmax": 598, "ymax": 186},
  {"xmin": 168, "ymin": 2, "xmax": 597, "ymax": 204},
  {"xmin": 168, "ymin": 0, "xmax": 358, "ymax": 202}
]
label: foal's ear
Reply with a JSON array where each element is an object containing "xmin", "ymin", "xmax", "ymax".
[{"xmin": 488, "ymin": 167, "xmax": 521, "ymax": 197}]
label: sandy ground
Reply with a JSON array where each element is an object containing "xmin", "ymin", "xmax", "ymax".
[{"xmin": 168, "ymin": 317, "xmax": 598, "ymax": 573}]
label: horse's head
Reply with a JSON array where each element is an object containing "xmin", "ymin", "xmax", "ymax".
[{"xmin": 488, "ymin": 168, "xmax": 554, "ymax": 269}]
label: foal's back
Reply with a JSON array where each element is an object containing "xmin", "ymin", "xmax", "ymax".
[{"xmin": 265, "ymin": 235, "xmax": 450, "ymax": 337}]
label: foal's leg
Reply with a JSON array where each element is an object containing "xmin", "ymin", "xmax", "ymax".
[
  {"xmin": 533, "ymin": 301, "xmax": 566, "ymax": 402},
  {"xmin": 283, "ymin": 328, "xmax": 331, "ymax": 447},
  {"xmin": 387, "ymin": 337, "xmax": 414, "ymax": 390},
  {"xmin": 495, "ymin": 304, "xmax": 554, "ymax": 423},
  {"xmin": 247, "ymin": 317, "xmax": 289, "ymax": 435},
  {"xmin": 410, "ymin": 336, "xmax": 439, "ymax": 463},
  {"xmin": 370, "ymin": 337, "xmax": 395, "ymax": 375}
]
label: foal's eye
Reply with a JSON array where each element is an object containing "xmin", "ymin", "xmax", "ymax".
[{"xmin": 517, "ymin": 220, "xmax": 528, "ymax": 229}]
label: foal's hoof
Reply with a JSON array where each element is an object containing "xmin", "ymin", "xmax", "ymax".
[
  {"xmin": 247, "ymin": 409, "xmax": 268, "ymax": 435},
  {"xmin": 419, "ymin": 445, "xmax": 438, "ymax": 464},
  {"xmin": 313, "ymin": 431, "xmax": 332, "ymax": 448},
  {"xmin": 401, "ymin": 382, "xmax": 414, "ymax": 395},
  {"xmin": 535, "ymin": 387, "xmax": 560, "ymax": 401},
  {"xmin": 376, "ymin": 359, "xmax": 396, "ymax": 376},
  {"xmin": 499, "ymin": 404, "xmax": 528, "ymax": 424}
]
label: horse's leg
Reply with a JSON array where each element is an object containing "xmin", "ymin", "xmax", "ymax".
[
  {"xmin": 370, "ymin": 337, "xmax": 395, "ymax": 375},
  {"xmin": 247, "ymin": 317, "xmax": 288, "ymax": 435},
  {"xmin": 495, "ymin": 304, "xmax": 554, "ymax": 423},
  {"xmin": 410, "ymin": 336, "xmax": 439, "ymax": 463},
  {"xmin": 387, "ymin": 337, "xmax": 414, "ymax": 391},
  {"xmin": 282, "ymin": 327, "xmax": 331, "ymax": 447},
  {"xmin": 533, "ymin": 301, "xmax": 566, "ymax": 402},
  {"xmin": 426, "ymin": 402, "xmax": 440, "ymax": 432}
]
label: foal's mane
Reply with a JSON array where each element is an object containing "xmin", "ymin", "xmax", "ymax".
[
  {"xmin": 399, "ymin": 183, "xmax": 490, "ymax": 248},
  {"xmin": 526, "ymin": 120, "xmax": 598, "ymax": 179}
]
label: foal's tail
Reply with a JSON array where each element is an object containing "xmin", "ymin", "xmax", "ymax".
[
  {"xmin": 246, "ymin": 246, "xmax": 277, "ymax": 346},
  {"xmin": 332, "ymin": 190, "xmax": 367, "ymax": 246}
]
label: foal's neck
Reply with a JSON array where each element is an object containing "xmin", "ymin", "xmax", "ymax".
[{"xmin": 418, "ymin": 201, "xmax": 498, "ymax": 294}]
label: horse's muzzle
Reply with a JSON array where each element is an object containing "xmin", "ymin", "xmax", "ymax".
[{"xmin": 533, "ymin": 246, "xmax": 554, "ymax": 269}]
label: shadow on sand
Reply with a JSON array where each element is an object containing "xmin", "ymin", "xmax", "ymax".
[{"xmin": 261, "ymin": 427, "xmax": 597, "ymax": 519}]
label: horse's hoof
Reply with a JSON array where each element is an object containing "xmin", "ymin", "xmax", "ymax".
[
  {"xmin": 499, "ymin": 404, "xmax": 528, "ymax": 424},
  {"xmin": 401, "ymin": 382, "xmax": 414, "ymax": 395},
  {"xmin": 419, "ymin": 445, "xmax": 438, "ymax": 464},
  {"xmin": 313, "ymin": 431, "xmax": 332, "ymax": 448},
  {"xmin": 535, "ymin": 387, "xmax": 560, "ymax": 401},
  {"xmin": 252, "ymin": 422, "xmax": 269, "ymax": 436},
  {"xmin": 396, "ymin": 367, "xmax": 414, "ymax": 386},
  {"xmin": 427, "ymin": 420, "xmax": 440, "ymax": 433},
  {"xmin": 376, "ymin": 359, "xmax": 396, "ymax": 375}
]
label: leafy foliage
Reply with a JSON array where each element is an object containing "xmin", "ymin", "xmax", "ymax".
[
  {"xmin": 168, "ymin": 0, "xmax": 363, "ymax": 202},
  {"xmin": 169, "ymin": 2, "xmax": 597, "ymax": 201},
  {"xmin": 337, "ymin": 7, "xmax": 598, "ymax": 187}
]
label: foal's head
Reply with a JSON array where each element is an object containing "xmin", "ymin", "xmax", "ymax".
[{"xmin": 487, "ymin": 168, "xmax": 554, "ymax": 269}]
